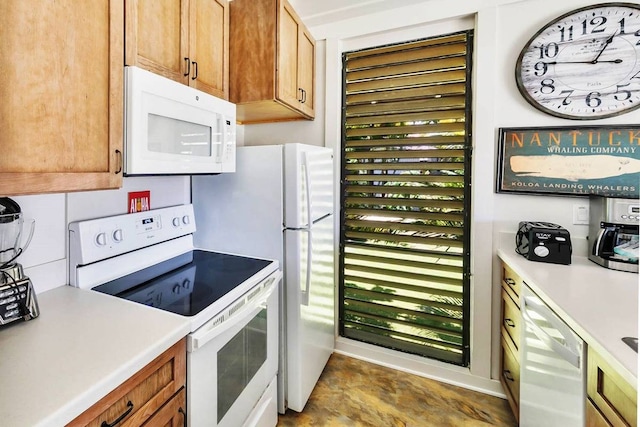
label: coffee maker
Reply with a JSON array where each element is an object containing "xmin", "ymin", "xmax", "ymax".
[
  {"xmin": 0, "ymin": 198, "xmax": 39, "ymax": 325},
  {"xmin": 588, "ymin": 196, "xmax": 639, "ymax": 273}
]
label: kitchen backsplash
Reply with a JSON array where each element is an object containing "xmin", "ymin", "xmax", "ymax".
[{"xmin": 12, "ymin": 176, "xmax": 191, "ymax": 294}]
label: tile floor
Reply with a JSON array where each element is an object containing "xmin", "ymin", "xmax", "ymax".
[{"xmin": 277, "ymin": 353, "xmax": 517, "ymax": 427}]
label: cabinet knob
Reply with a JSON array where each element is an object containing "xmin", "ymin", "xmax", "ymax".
[
  {"xmin": 504, "ymin": 278, "xmax": 515, "ymax": 287},
  {"xmin": 504, "ymin": 318, "xmax": 515, "ymax": 328}
]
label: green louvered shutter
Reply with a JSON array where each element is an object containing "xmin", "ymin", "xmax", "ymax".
[{"xmin": 339, "ymin": 31, "xmax": 473, "ymax": 366}]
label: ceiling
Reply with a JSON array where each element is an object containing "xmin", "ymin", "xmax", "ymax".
[{"xmin": 288, "ymin": 0, "xmax": 430, "ymax": 28}]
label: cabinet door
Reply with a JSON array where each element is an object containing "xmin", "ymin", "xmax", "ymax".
[
  {"xmin": 125, "ymin": 0, "xmax": 190, "ymax": 85},
  {"xmin": 277, "ymin": 0, "xmax": 302, "ymax": 111},
  {"xmin": 0, "ymin": 0, "xmax": 123, "ymax": 195},
  {"xmin": 297, "ymin": 26, "xmax": 315, "ymax": 118},
  {"xmin": 189, "ymin": 0, "xmax": 229, "ymax": 99}
]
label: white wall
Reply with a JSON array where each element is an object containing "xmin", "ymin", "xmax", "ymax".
[
  {"xmin": 242, "ymin": 0, "xmax": 640, "ymax": 395},
  {"xmin": 10, "ymin": 176, "xmax": 190, "ymax": 294}
]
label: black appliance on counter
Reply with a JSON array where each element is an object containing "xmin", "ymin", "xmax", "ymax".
[
  {"xmin": 0, "ymin": 198, "xmax": 39, "ymax": 326},
  {"xmin": 516, "ymin": 221, "xmax": 572, "ymax": 265},
  {"xmin": 588, "ymin": 196, "xmax": 639, "ymax": 274}
]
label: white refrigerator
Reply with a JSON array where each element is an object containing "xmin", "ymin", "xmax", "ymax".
[{"xmin": 191, "ymin": 143, "xmax": 335, "ymax": 414}]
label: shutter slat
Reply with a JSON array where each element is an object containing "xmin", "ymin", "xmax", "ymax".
[
  {"xmin": 345, "ymin": 230, "xmax": 465, "ymax": 248},
  {"xmin": 346, "ymin": 43, "xmax": 467, "ymax": 71},
  {"xmin": 347, "ymin": 56, "xmax": 467, "ymax": 81},
  {"xmin": 345, "ymin": 208, "xmax": 464, "ymax": 222},
  {"xmin": 345, "ymin": 149, "xmax": 466, "ymax": 160},
  {"xmin": 345, "ymin": 136, "xmax": 465, "ymax": 148},
  {"xmin": 346, "ymin": 123, "xmax": 465, "ymax": 138},
  {"xmin": 347, "ymin": 82, "xmax": 466, "ymax": 105},
  {"xmin": 346, "ymin": 109, "xmax": 465, "ymax": 126},
  {"xmin": 343, "ymin": 274, "xmax": 462, "ymax": 298},
  {"xmin": 345, "ymin": 162, "xmax": 464, "ymax": 171},
  {"xmin": 344, "ymin": 174, "xmax": 465, "ymax": 183},
  {"xmin": 346, "ymin": 69, "xmax": 467, "ymax": 93},
  {"xmin": 346, "ymin": 219, "xmax": 464, "ymax": 236},
  {"xmin": 346, "ymin": 33, "xmax": 467, "ymax": 60},
  {"xmin": 346, "ymin": 184, "xmax": 465, "ymax": 197},
  {"xmin": 346, "ymin": 96, "xmax": 467, "ymax": 116}
]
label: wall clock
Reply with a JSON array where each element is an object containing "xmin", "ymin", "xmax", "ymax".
[{"xmin": 515, "ymin": 2, "xmax": 640, "ymax": 120}]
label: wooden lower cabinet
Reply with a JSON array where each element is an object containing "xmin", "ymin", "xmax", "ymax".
[
  {"xmin": 587, "ymin": 346, "xmax": 637, "ymax": 427},
  {"xmin": 67, "ymin": 339, "xmax": 186, "ymax": 427},
  {"xmin": 498, "ymin": 260, "xmax": 521, "ymax": 421}
]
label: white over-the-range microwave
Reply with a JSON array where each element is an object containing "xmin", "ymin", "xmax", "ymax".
[{"xmin": 124, "ymin": 66, "xmax": 236, "ymax": 175}]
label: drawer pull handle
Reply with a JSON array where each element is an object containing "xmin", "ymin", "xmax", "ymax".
[
  {"xmin": 179, "ymin": 407, "xmax": 187, "ymax": 427},
  {"xmin": 504, "ymin": 278, "xmax": 515, "ymax": 287},
  {"xmin": 114, "ymin": 150, "xmax": 122, "ymax": 175},
  {"xmin": 504, "ymin": 318, "xmax": 515, "ymax": 328},
  {"xmin": 101, "ymin": 401, "xmax": 133, "ymax": 427},
  {"xmin": 183, "ymin": 57, "xmax": 191, "ymax": 77},
  {"xmin": 503, "ymin": 369, "xmax": 514, "ymax": 382},
  {"xmin": 192, "ymin": 61, "xmax": 198, "ymax": 80}
]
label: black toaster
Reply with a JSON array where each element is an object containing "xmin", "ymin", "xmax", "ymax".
[{"xmin": 516, "ymin": 221, "xmax": 572, "ymax": 265}]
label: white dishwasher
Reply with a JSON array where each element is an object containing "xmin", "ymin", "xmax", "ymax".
[{"xmin": 520, "ymin": 285, "xmax": 586, "ymax": 426}]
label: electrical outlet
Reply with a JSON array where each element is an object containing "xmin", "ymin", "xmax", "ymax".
[{"xmin": 573, "ymin": 204, "xmax": 589, "ymax": 225}]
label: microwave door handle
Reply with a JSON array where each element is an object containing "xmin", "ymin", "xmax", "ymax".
[{"xmin": 216, "ymin": 114, "xmax": 224, "ymax": 161}]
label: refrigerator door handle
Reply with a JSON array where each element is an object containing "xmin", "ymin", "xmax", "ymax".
[
  {"xmin": 302, "ymin": 151, "xmax": 313, "ymax": 229},
  {"xmin": 299, "ymin": 150, "xmax": 314, "ymax": 307},
  {"xmin": 301, "ymin": 228, "xmax": 312, "ymax": 306}
]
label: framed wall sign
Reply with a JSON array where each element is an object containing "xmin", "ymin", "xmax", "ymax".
[{"xmin": 496, "ymin": 126, "xmax": 640, "ymax": 198}]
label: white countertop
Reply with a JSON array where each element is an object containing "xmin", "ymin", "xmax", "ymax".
[
  {"xmin": 0, "ymin": 286, "xmax": 191, "ymax": 427},
  {"xmin": 497, "ymin": 234, "xmax": 638, "ymax": 385}
]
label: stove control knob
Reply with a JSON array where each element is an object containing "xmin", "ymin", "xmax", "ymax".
[
  {"xmin": 95, "ymin": 232, "xmax": 107, "ymax": 247},
  {"xmin": 172, "ymin": 217, "xmax": 181, "ymax": 227},
  {"xmin": 112, "ymin": 229, "xmax": 124, "ymax": 243},
  {"xmin": 182, "ymin": 215, "xmax": 190, "ymax": 226}
]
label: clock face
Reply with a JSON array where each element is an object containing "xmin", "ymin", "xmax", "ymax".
[{"xmin": 516, "ymin": 2, "xmax": 640, "ymax": 120}]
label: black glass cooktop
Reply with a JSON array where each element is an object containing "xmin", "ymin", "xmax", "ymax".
[{"xmin": 94, "ymin": 250, "xmax": 271, "ymax": 317}]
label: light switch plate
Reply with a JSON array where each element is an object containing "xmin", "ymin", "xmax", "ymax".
[{"xmin": 573, "ymin": 204, "xmax": 589, "ymax": 225}]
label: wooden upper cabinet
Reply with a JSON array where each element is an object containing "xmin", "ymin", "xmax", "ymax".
[
  {"xmin": 126, "ymin": 0, "xmax": 229, "ymax": 100},
  {"xmin": 229, "ymin": 0, "xmax": 315, "ymax": 124},
  {"xmin": 0, "ymin": 0, "xmax": 124, "ymax": 195}
]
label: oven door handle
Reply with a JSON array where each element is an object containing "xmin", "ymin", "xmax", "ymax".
[{"xmin": 187, "ymin": 271, "xmax": 281, "ymax": 352}]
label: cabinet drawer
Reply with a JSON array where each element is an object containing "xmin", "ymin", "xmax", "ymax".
[
  {"xmin": 500, "ymin": 337, "xmax": 520, "ymax": 420},
  {"xmin": 501, "ymin": 288, "xmax": 521, "ymax": 353},
  {"xmin": 501, "ymin": 261, "xmax": 522, "ymax": 303},
  {"xmin": 67, "ymin": 339, "xmax": 186, "ymax": 427},
  {"xmin": 141, "ymin": 387, "xmax": 186, "ymax": 427},
  {"xmin": 587, "ymin": 397, "xmax": 613, "ymax": 427},
  {"xmin": 587, "ymin": 346, "xmax": 637, "ymax": 427}
]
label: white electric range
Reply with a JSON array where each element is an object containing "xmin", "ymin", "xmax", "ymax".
[{"xmin": 68, "ymin": 204, "xmax": 280, "ymax": 427}]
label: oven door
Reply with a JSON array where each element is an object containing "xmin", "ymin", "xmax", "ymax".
[{"xmin": 187, "ymin": 271, "xmax": 280, "ymax": 427}]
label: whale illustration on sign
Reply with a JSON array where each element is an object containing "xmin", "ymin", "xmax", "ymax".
[{"xmin": 510, "ymin": 155, "xmax": 640, "ymax": 182}]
